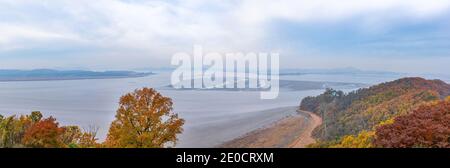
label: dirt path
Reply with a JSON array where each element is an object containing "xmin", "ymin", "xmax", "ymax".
[
  {"xmin": 218, "ymin": 109, "xmax": 322, "ymax": 148},
  {"xmin": 289, "ymin": 110, "xmax": 322, "ymax": 148}
]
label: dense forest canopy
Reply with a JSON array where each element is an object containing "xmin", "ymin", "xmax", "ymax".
[
  {"xmin": 301, "ymin": 77, "xmax": 450, "ymax": 148},
  {"xmin": 375, "ymin": 97, "xmax": 450, "ymax": 148}
]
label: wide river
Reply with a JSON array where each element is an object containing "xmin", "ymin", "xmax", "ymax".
[{"xmin": 0, "ymin": 72, "xmax": 444, "ymax": 147}]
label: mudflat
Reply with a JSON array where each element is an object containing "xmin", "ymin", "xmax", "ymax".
[{"xmin": 219, "ymin": 110, "xmax": 322, "ymax": 148}]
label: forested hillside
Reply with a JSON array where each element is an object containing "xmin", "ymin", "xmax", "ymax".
[{"xmin": 300, "ymin": 77, "xmax": 450, "ymax": 148}]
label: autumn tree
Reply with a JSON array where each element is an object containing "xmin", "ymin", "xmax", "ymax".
[
  {"xmin": 105, "ymin": 87, "xmax": 185, "ymax": 148},
  {"xmin": 22, "ymin": 117, "xmax": 65, "ymax": 148},
  {"xmin": 1, "ymin": 111, "xmax": 99, "ymax": 148},
  {"xmin": 301, "ymin": 77, "xmax": 449, "ymax": 142},
  {"xmin": 0, "ymin": 111, "xmax": 43, "ymax": 147},
  {"xmin": 374, "ymin": 98, "xmax": 450, "ymax": 148},
  {"xmin": 60, "ymin": 126, "xmax": 82, "ymax": 147},
  {"xmin": 0, "ymin": 116, "xmax": 20, "ymax": 147},
  {"xmin": 77, "ymin": 125, "xmax": 100, "ymax": 148},
  {"xmin": 331, "ymin": 130, "xmax": 375, "ymax": 148},
  {"xmin": 29, "ymin": 111, "xmax": 43, "ymax": 122}
]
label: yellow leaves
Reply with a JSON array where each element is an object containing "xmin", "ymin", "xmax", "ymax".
[
  {"xmin": 77, "ymin": 132, "xmax": 100, "ymax": 148},
  {"xmin": 105, "ymin": 87, "xmax": 184, "ymax": 148},
  {"xmin": 307, "ymin": 140, "xmax": 339, "ymax": 148},
  {"xmin": 331, "ymin": 130, "xmax": 375, "ymax": 148},
  {"xmin": 1, "ymin": 87, "xmax": 183, "ymax": 148},
  {"xmin": 0, "ymin": 112, "xmax": 44, "ymax": 147},
  {"xmin": 377, "ymin": 118, "xmax": 394, "ymax": 127}
]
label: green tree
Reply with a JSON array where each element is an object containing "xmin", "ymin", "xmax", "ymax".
[
  {"xmin": 29, "ymin": 111, "xmax": 43, "ymax": 122},
  {"xmin": 0, "ymin": 113, "xmax": 35, "ymax": 148}
]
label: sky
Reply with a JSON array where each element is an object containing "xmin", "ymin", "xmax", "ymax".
[{"xmin": 0, "ymin": 0, "xmax": 450, "ymax": 74}]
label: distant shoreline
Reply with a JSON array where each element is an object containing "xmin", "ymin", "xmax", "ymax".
[
  {"xmin": 0, "ymin": 69, "xmax": 154, "ymax": 82},
  {"xmin": 0, "ymin": 74, "xmax": 153, "ymax": 82}
]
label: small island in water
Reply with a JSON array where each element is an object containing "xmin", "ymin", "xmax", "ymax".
[{"xmin": 0, "ymin": 69, "xmax": 153, "ymax": 81}]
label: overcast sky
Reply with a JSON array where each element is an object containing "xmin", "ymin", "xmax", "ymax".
[{"xmin": 1, "ymin": 0, "xmax": 450, "ymax": 74}]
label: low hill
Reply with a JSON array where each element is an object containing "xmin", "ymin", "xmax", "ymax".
[{"xmin": 299, "ymin": 77, "xmax": 450, "ymax": 147}]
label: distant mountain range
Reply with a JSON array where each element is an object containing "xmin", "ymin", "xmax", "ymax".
[{"xmin": 0, "ymin": 69, "xmax": 153, "ymax": 81}]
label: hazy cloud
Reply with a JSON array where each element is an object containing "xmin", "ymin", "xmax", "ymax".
[{"xmin": 0, "ymin": 0, "xmax": 449, "ymax": 73}]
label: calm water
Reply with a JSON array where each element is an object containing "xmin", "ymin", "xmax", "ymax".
[{"xmin": 0, "ymin": 72, "xmax": 445, "ymax": 147}]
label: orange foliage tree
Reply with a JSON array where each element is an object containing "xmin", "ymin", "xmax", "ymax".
[
  {"xmin": 22, "ymin": 117, "xmax": 65, "ymax": 148},
  {"xmin": 105, "ymin": 87, "xmax": 185, "ymax": 148}
]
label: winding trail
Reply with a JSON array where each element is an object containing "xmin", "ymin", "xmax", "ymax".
[
  {"xmin": 219, "ymin": 108, "xmax": 322, "ymax": 148},
  {"xmin": 289, "ymin": 110, "xmax": 322, "ymax": 148}
]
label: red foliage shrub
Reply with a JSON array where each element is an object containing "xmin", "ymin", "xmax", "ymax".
[{"xmin": 374, "ymin": 100, "xmax": 450, "ymax": 148}]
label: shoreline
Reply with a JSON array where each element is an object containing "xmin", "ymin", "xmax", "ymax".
[
  {"xmin": 289, "ymin": 110, "xmax": 322, "ymax": 148},
  {"xmin": 0, "ymin": 74, "xmax": 153, "ymax": 83},
  {"xmin": 178, "ymin": 106, "xmax": 300, "ymax": 147},
  {"xmin": 218, "ymin": 109, "xmax": 322, "ymax": 148}
]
